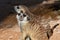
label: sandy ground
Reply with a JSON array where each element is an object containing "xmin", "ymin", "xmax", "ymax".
[{"xmin": 0, "ymin": 14, "xmax": 21, "ymax": 40}]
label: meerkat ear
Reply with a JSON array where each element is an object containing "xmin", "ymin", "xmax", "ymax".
[{"xmin": 20, "ymin": 10, "xmax": 23, "ymax": 13}]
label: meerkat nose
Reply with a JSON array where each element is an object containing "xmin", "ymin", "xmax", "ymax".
[
  {"xmin": 20, "ymin": 15, "xmax": 23, "ymax": 18},
  {"xmin": 20, "ymin": 16, "xmax": 23, "ymax": 21}
]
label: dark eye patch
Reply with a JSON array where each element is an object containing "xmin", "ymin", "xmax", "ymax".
[
  {"xmin": 23, "ymin": 14, "xmax": 26, "ymax": 17},
  {"xmin": 17, "ymin": 6, "xmax": 19, "ymax": 9},
  {"xmin": 18, "ymin": 13, "xmax": 21, "ymax": 16}
]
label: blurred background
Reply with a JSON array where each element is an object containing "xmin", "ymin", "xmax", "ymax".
[{"xmin": 0, "ymin": 0, "xmax": 45, "ymax": 21}]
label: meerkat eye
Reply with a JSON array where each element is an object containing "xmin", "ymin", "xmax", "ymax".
[
  {"xmin": 17, "ymin": 6, "xmax": 19, "ymax": 9},
  {"xmin": 23, "ymin": 14, "xmax": 26, "ymax": 17},
  {"xmin": 20, "ymin": 10, "xmax": 23, "ymax": 13},
  {"xmin": 18, "ymin": 13, "xmax": 21, "ymax": 16}
]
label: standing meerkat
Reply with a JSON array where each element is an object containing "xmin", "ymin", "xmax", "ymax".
[
  {"xmin": 14, "ymin": 5, "xmax": 30, "ymax": 32},
  {"xmin": 14, "ymin": 5, "xmax": 49, "ymax": 40},
  {"xmin": 14, "ymin": 5, "xmax": 59, "ymax": 40}
]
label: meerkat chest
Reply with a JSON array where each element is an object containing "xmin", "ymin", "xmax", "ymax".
[{"xmin": 20, "ymin": 21, "xmax": 29, "ymax": 27}]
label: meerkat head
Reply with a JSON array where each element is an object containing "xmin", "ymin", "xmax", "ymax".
[
  {"xmin": 14, "ymin": 5, "xmax": 30, "ymax": 23},
  {"xmin": 14, "ymin": 5, "xmax": 26, "ymax": 13}
]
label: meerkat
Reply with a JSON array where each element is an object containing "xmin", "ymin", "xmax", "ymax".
[
  {"xmin": 14, "ymin": 5, "xmax": 59, "ymax": 40},
  {"xmin": 14, "ymin": 5, "xmax": 30, "ymax": 32},
  {"xmin": 14, "ymin": 5, "xmax": 54, "ymax": 40}
]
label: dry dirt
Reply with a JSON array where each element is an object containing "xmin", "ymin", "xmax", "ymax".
[{"xmin": 0, "ymin": 14, "xmax": 21, "ymax": 40}]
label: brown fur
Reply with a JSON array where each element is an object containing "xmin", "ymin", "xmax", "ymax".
[{"xmin": 19, "ymin": 5, "xmax": 60, "ymax": 40}]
